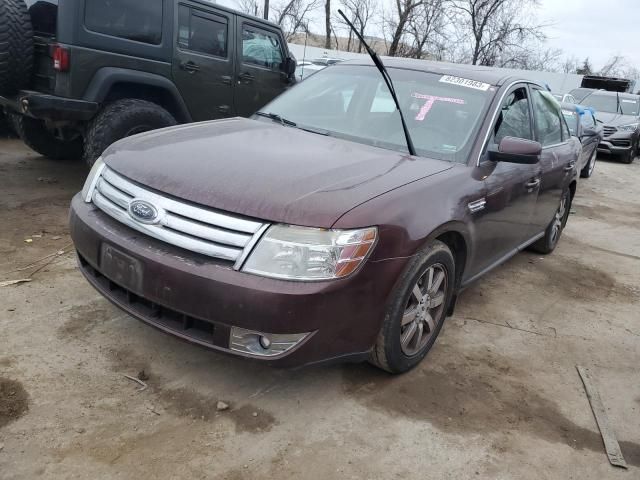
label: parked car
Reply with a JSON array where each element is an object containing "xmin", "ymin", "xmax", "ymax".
[
  {"xmin": 0, "ymin": 0, "xmax": 296, "ymax": 165},
  {"xmin": 311, "ymin": 57, "xmax": 344, "ymax": 66},
  {"xmin": 295, "ymin": 61, "xmax": 325, "ymax": 81},
  {"xmin": 70, "ymin": 59, "xmax": 579, "ymax": 373},
  {"xmin": 569, "ymin": 87, "xmax": 596, "ymax": 103},
  {"xmin": 579, "ymin": 90, "xmax": 640, "ymax": 163},
  {"xmin": 553, "ymin": 93, "xmax": 577, "ymax": 104},
  {"xmin": 561, "ymin": 103, "xmax": 602, "ymax": 178}
]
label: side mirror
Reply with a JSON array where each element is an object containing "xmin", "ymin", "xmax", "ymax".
[
  {"xmin": 488, "ymin": 136, "xmax": 542, "ymax": 164},
  {"xmin": 283, "ymin": 56, "xmax": 296, "ymax": 76},
  {"xmin": 582, "ymin": 126, "xmax": 597, "ymax": 137}
]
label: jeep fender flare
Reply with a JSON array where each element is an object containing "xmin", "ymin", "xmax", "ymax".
[{"xmin": 83, "ymin": 67, "xmax": 192, "ymax": 123}]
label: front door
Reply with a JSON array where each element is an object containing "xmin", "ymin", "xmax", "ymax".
[
  {"xmin": 172, "ymin": 3, "xmax": 235, "ymax": 121},
  {"xmin": 234, "ymin": 21, "xmax": 289, "ymax": 117},
  {"xmin": 469, "ymin": 85, "xmax": 541, "ymax": 275},
  {"xmin": 529, "ymin": 87, "xmax": 573, "ymax": 234}
]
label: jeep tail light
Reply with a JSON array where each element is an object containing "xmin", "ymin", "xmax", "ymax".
[{"xmin": 53, "ymin": 45, "xmax": 70, "ymax": 72}]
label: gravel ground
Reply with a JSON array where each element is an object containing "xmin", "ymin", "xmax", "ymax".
[{"xmin": 1, "ymin": 138, "xmax": 639, "ymax": 479}]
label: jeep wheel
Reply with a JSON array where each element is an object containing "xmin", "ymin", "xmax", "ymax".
[
  {"xmin": 12, "ymin": 115, "xmax": 83, "ymax": 160},
  {"xmin": 0, "ymin": 0, "xmax": 34, "ymax": 95},
  {"xmin": 84, "ymin": 99, "xmax": 177, "ymax": 166}
]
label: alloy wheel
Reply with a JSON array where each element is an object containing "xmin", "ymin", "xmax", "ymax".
[
  {"xmin": 550, "ymin": 193, "xmax": 568, "ymax": 246},
  {"xmin": 400, "ymin": 263, "xmax": 448, "ymax": 356}
]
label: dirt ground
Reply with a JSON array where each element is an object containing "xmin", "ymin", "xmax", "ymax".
[{"xmin": 1, "ymin": 138, "xmax": 639, "ymax": 479}]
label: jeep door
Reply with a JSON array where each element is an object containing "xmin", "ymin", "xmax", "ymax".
[
  {"xmin": 469, "ymin": 84, "xmax": 541, "ymax": 275},
  {"xmin": 234, "ymin": 21, "xmax": 290, "ymax": 117},
  {"xmin": 528, "ymin": 87, "xmax": 575, "ymax": 235},
  {"xmin": 172, "ymin": 3, "xmax": 235, "ymax": 121}
]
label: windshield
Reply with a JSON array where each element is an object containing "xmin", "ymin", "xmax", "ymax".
[
  {"xmin": 582, "ymin": 93, "xmax": 640, "ymax": 115},
  {"xmin": 562, "ymin": 109, "xmax": 578, "ymax": 135},
  {"xmin": 259, "ymin": 65, "xmax": 494, "ymax": 162}
]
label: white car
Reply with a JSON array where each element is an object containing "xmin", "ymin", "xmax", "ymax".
[
  {"xmin": 295, "ymin": 61, "xmax": 326, "ymax": 81},
  {"xmin": 553, "ymin": 93, "xmax": 578, "ymax": 104}
]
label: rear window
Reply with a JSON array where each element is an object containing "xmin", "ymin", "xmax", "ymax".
[
  {"xmin": 84, "ymin": 0, "xmax": 163, "ymax": 45},
  {"xmin": 25, "ymin": 0, "xmax": 58, "ymax": 36}
]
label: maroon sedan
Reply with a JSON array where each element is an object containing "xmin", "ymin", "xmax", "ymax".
[{"xmin": 70, "ymin": 59, "xmax": 580, "ymax": 373}]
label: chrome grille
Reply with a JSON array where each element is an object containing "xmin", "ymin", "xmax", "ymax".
[
  {"xmin": 603, "ymin": 126, "xmax": 617, "ymax": 137},
  {"xmin": 92, "ymin": 167, "xmax": 268, "ymax": 266}
]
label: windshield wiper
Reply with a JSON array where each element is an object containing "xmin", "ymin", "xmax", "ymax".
[
  {"xmin": 255, "ymin": 111, "xmax": 329, "ymax": 136},
  {"xmin": 255, "ymin": 111, "xmax": 297, "ymax": 127},
  {"xmin": 338, "ymin": 9, "xmax": 416, "ymax": 156}
]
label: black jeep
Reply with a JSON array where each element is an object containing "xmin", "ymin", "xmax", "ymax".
[{"xmin": 0, "ymin": 0, "xmax": 296, "ymax": 165}]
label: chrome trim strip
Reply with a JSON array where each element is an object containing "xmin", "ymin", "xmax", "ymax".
[
  {"xmin": 233, "ymin": 223, "xmax": 270, "ymax": 270},
  {"xmin": 83, "ymin": 161, "xmax": 106, "ymax": 202},
  {"xmin": 468, "ymin": 198, "xmax": 487, "ymax": 213}
]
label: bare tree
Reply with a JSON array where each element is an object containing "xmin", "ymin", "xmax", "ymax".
[
  {"xmin": 271, "ymin": 0, "xmax": 321, "ymax": 40},
  {"xmin": 576, "ymin": 57, "xmax": 592, "ymax": 75},
  {"xmin": 560, "ymin": 55, "xmax": 579, "ymax": 74},
  {"xmin": 237, "ymin": 0, "xmax": 263, "ymax": 17},
  {"xmin": 325, "ymin": 0, "xmax": 332, "ymax": 48},
  {"xmin": 405, "ymin": 0, "xmax": 448, "ymax": 59},
  {"xmin": 449, "ymin": 0, "xmax": 545, "ymax": 66},
  {"xmin": 599, "ymin": 55, "xmax": 626, "ymax": 77},
  {"xmin": 498, "ymin": 46, "xmax": 562, "ymax": 71},
  {"xmin": 335, "ymin": 0, "xmax": 374, "ymax": 52},
  {"xmin": 386, "ymin": 0, "xmax": 423, "ymax": 57}
]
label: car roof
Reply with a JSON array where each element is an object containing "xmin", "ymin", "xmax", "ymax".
[
  {"xmin": 190, "ymin": 0, "xmax": 281, "ymax": 28},
  {"xmin": 339, "ymin": 57, "xmax": 540, "ymax": 87}
]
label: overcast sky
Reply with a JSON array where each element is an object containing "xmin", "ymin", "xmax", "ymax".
[
  {"xmin": 225, "ymin": 0, "xmax": 638, "ymax": 71},
  {"xmin": 539, "ymin": 0, "xmax": 639, "ymax": 70}
]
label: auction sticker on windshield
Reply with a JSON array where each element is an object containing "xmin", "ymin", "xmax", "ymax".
[{"xmin": 439, "ymin": 75, "xmax": 491, "ymax": 91}]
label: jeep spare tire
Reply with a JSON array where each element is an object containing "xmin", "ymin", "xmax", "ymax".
[
  {"xmin": 0, "ymin": 0, "xmax": 34, "ymax": 95},
  {"xmin": 83, "ymin": 99, "xmax": 177, "ymax": 167}
]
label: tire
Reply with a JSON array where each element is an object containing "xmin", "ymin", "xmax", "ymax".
[
  {"xmin": 12, "ymin": 114, "xmax": 83, "ymax": 160},
  {"xmin": 529, "ymin": 189, "xmax": 571, "ymax": 255},
  {"xmin": 83, "ymin": 99, "xmax": 177, "ymax": 167},
  {"xmin": 620, "ymin": 147, "xmax": 635, "ymax": 164},
  {"xmin": 580, "ymin": 148, "xmax": 597, "ymax": 178},
  {"xmin": 369, "ymin": 240, "xmax": 455, "ymax": 374},
  {"xmin": 0, "ymin": 0, "xmax": 33, "ymax": 95}
]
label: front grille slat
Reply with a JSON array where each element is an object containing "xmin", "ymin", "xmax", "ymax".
[
  {"xmin": 603, "ymin": 126, "xmax": 617, "ymax": 137},
  {"xmin": 91, "ymin": 167, "xmax": 267, "ymax": 265}
]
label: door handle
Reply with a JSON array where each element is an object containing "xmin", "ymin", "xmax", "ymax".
[
  {"xmin": 238, "ymin": 72, "xmax": 254, "ymax": 83},
  {"xmin": 221, "ymin": 75, "xmax": 232, "ymax": 85},
  {"xmin": 564, "ymin": 163, "xmax": 575, "ymax": 172},
  {"xmin": 525, "ymin": 178, "xmax": 540, "ymax": 190},
  {"xmin": 218, "ymin": 105, "xmax": 230, "ymax": 114},
  {"xmin": 180, "ymin": 61, "xmax": 200, "ymax": 73}
]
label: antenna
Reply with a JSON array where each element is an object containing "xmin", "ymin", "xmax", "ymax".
[{"xmin": 337, "ymin": 9, "xmax": 416, "ymax": 156}]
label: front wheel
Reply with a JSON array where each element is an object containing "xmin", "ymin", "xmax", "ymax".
[
  {"xmin": 369, "ymin": 240, "xmax": 455, "ymax": 374},
  {"xmin": 83, "ymin": 99, "xmax": 176, "ymax": 167},
  {"xmin": 529, "ymin": 189, "xmax": 571, "ymax": 254}
]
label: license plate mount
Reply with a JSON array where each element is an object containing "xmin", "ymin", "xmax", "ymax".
[{"xmin": 100, "ymin": 244, "xmax": 144, "ymax": 292}]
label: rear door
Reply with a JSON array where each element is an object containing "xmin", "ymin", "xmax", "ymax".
[
  {"xmin": 579, "ymin": 111, "xmax": 600, "ymax": 162},
  {"xmin": 172, "ymin": 3, "xmax": 235, "ymax": 121},
  {"xmin": 471, "ymin": 84, "xmax": 541, "ymax": 273},
  {"xmin": 234, "ymin": 20, "xmax": 289, "ymax": 116},
  {"xmin": 529, "ymin": 87, "xmax": 575, "ymax": 235}
]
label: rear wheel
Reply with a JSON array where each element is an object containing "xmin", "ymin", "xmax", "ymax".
[
  {"xmin": 580, "ymin": 148, "xmax": 597, "ymax": 178},
  {"xmin": 0, "ymin": 0, "xmax": 33, "ymax": 95},
  {"xmin": 529, "ymin": 189, "xmax": 571, "ymax": 254},
  {"xmin": 12, "ymin": 114, "xmax": 83, "ymax": 160},
  {"xmin": 83, "ymin": 99, "xmax": 177, "ymax": 167},
  {"xmin": 369, "ymin": 240, "xmax": 455, "ymax": 374}
]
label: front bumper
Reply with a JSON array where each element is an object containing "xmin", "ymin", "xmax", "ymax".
[
  {"xmin": 597, "ymin": 131, "xmax": 637, "ymax": 155},
  {"xmin": 69, "ymin": 194, "xmax": 404, "ymax": 367},
  {"xmin": 0, "ymin": 90, "xmax": 98, "ymax": 121}
]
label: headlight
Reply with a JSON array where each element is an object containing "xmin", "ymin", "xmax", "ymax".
[
  {"xmin": 242, "ymin": 225, "xmax": 377, "ymax": 280},
  {"xmin": 617, "ymin": 123, "xmax": 639, "ymax": 132},
  {"xmin": 80, "ymin": 157, "xmax": 106, "ymax": 202}
]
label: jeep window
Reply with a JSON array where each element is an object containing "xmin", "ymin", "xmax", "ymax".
[
  {"xmin": 532, "ymin": 89, "xmax": 563, "ymax": 146},
  {"xmin": 178, "ymin": 5, "xmax": 227, "ymax": 57},
  {"xmin": 259, "ymin": 65, "xmax": 492, "ymax": 162},
  {"xmin": 84, "ymin": 0, "xmax": 163, "ymax": 45},
  {"xmin": 242, "ymin": 27, "xmax": 283, "ymax": 69}
]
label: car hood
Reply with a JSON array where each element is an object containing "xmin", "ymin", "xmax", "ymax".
[
  {"xmin": 103, "ymin": 118, "xmax": 453, "ymax": 228},
  {"xmin": 595, "ymin": 111, "xmax": 638, "ymax": 126}
]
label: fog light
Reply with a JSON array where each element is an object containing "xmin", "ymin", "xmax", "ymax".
[{"xmin": 230, "ymin": 327, "xmax": 310, "ymax": 357}]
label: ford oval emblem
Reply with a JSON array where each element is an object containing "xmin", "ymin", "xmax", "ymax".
[{"xmin": 128, "ymin": 199, "xmax": 159, "ymax": 224}]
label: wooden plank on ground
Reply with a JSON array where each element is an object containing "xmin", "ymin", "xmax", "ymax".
[{"xmin": 576, "ymin": 365, "xmax": 628, "ymax": 469}]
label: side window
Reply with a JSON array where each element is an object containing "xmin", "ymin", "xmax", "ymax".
[
  {"xmin": 242, "ymin": 27, "xmax": 283, "ymax": 69},
  {"xmin": 84, "ymin": 0, "xmax": 163, "ymax": 45},
  {"xmin": 177, "ymin": 5, "xmax": 228, "ymax": 58},
  {"xmin": 582, "ymin": 113, "xmax": 595, "ymax": 129},
  {"xmin": 493, "ymin": 87, "xmax": 533, "ymax": 144},
  {"xmin": 531, "ymin": 89, "xmax": 563, "ymax": 146}
]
